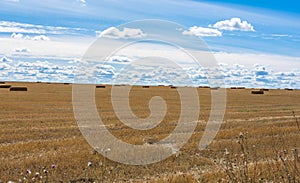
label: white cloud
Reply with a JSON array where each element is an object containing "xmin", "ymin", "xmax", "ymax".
[
  {"xmin": 210, "ymin": 17, "xmax": 255, "ymax": 32},
  {"xmin": 0, "ymin": 60, "xmax": 76, "ymax": 82},
  {"xmin": 213, "ymin": 52, "xmax": 300, "ymax": 72},
  {"xmin": 95, "ymin": 30, "xmax": 101, "ymax": 37},
  {"xmin": 112, "ymin": 60, "xmax": 191, "ymax": 86},
  {"xmin": 11, "ymin": 33, "xmax": 24, "ymax": 39},
  {"xmin": 77, "ymin": 0, "xmax": 86, "ymax": 7},
  {"xmin": 0, "ymin": 36, "xmax": 91, "ymax": 59},
  {"xmin": 0, "ymin": 56, "xmax": 12, "ymax": 62},
  {"xmin": 31, "ymin": 35, "xmax": 50, "ymax": 41},
  {"xmin": 107, "ymin": 55, "xmax": 132, "ymax": 63},
  {"xmin": 3, "ymin": 0, "xmax": 19, "ymax": 2},
  {"xmin": 183, "ymin": 26, "xmax": 222, "ymax": 37},
  {"xmin": 13, "ymin": 47, "xmax": 31, "ymax": 53},
  {"xmin": 271, "ymin": 34, "xmax": 290, "ymax": 37},
  {"xmin": 254, "ymin": 65, "xmax": 268, "ymax": 76},
  {"xmin": 99, "ymin": 27, "xmax": 146, "ymax": 39},
  {"xmin": 0, "ymin": 53, "xmax": 298, "ymax": 88},
  {"xmin": 185, "ymin": 63, "xmax": 300, "ymax": 89},
  {"xmin": 0, "ymin": 21, "xmax": 86, "ymax": 35},
  {"xmin": 10, "ymin": 33, "xmax": 50, "ymax": 41}
]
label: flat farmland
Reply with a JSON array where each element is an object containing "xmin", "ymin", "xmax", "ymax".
[{"xmin": 0, "ymin": 82, "xmax": 299, "ymax": 182}]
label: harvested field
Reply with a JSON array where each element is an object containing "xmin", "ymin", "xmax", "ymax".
[{"xmin": 0, "ymin": 82, "xmax": 299, "ymax": 182}]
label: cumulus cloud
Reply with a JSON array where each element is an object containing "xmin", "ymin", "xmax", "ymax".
[
  {"xmin": 98, "ymin": 27, "xmax": 146, "ymax": 39},
  {"xmin": 1, "ymin": 60, "xmax": 76, "ymax": 82},
  {"xmin": 183, "ymin": 26, "xmax": 222, "ymax": 37},
  {"xmin": 10, "ymin": 33, "xmax": 50, "ymax": 41},
  {"xmin": 11, "ymin": 33, "xmax": 25, "ymax": 39},
  {"xmin": 254, "ymin": 65, "xmax": 269, "ymax": 76},
  {"xmin": 107, "ymin": 55, "xmax": 132, "ymax": 63},
  {"xmin": 183, "ymin": 62, "xmax": 300, "ymax": 89},
  {"xmin": 0, "ymin": 55, "xmax": 298, "ymax": 89},
  {"xmin": 0, "ymin": 56, "xmax": 12, "ymax": 62},
  {"xmin": 31, "ymin": 35, "xmax": 50, "ymax": 41},
  {"xmin": 210, "ymin": 17, "xmax": 255, "ymax": 32}
]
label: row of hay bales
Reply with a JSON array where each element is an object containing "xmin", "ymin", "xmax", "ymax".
[
  {"xmin": 1, "ymin": 82, "xmax": 294, "ymax": 93},
  {"xmin": 230, "ymin": 87, "xmax": 246, "ymax": 89},
  {"xmin": 95, "ymin": 85, "xmax": 179, "ymax": 89},
  {"xmin": 0, "ymin": 82, "xmax": 27, "ymax": 91}
]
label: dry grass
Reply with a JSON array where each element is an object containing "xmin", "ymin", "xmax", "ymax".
[{"xmin": 0, "ymin": 82, "xmax": 299, "ymax": 182}]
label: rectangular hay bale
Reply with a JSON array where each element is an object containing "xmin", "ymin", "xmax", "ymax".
[
  {"xmin": 0, "ymin": 85, "xmax": 11, "ymax": 88},
  {"xmin": 10, "ymin": 86, "xmax": 27, "ymax": 91},
  {"xmin": 251, "ymin": 90, "xmax": 264, "ymax": 94},
  {"xmin": 260, "ymin": 89, "xmax": 269, "ymax": 91},
  {"xmin": 199, "ymin": 86, "xmax": 210, "ymax": 88}
]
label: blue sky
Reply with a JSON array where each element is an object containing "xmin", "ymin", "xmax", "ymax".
[{"xmin": 0, "ymin": 0, "xmax": 299, "ymax": 88}]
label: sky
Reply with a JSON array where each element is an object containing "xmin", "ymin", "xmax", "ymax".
[{"xmin": 0, "ymin": 0, "xmax": 299, "ymax": 88}]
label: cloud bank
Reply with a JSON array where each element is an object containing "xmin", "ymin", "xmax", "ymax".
[{"xmin": 0, "ymin": 55, "xmax": 299, "ymax": 89}]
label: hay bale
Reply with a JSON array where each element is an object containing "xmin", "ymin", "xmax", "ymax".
[
  {"xmin": 260, "ymin": 88, "xmax": 269, "ymax": 91},
  {"xmin": 64, "ymin": 83, "xmax": 70, "ymax": 85},
  {"xmin": 251, "ymin": 90, "xmax": 264, "ymax": 94},
  {"xmin": 0, "ymin": 82, "xmax": 5, "ymax": 84},
  {"xmin": 199, "ymin": 86, "xmax": 210, "ymax": 88},
  {"xmin": 230, "ymin": 87, "xmax": 245, "ymax": 89},
  {"xmin": 285, "ymin": 88, "xmax": 293, "ymax": 91},
  {"xmin": 142, "ymin": 86, "xmax": 150, "ymax": 88},
  {"xmin": 96, "ymin": 85, "xmax": 106, "ymax": 88},
  {"xmin": 10, "ymin": 86, "xmax": 27, "ymax": 91},
  {"xmin": 170, "ymin": 86, "xmax": 177, "ymax": 89},
  {"xmin": 0, "ymin": 84, "xmax": 11, "ymax": 88}
]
